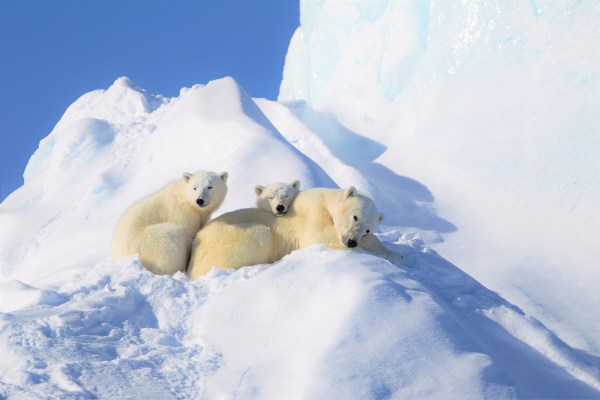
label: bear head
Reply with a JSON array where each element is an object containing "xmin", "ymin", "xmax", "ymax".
[
  {"xmin": 255, "ymin": 180, "xmax": 301, "ymax": 216},
  {"xmin": 182, "ymin": 170, "xmax": 229, "ymax": 211},
  {"xmin": 332, "ymin": 186, "xmax": 385, "ymax": 248}
]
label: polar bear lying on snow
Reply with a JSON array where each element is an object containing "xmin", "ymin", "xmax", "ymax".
[
  {"xmin": 188, "ymin": 186, "xmax": 394, "ymax": 279},
  {"xmin": 255, "ymin": 180, "xmax": 300, "ymax": 216},
  {"xmin": 112, "ymin": 170, "xmax": 228, "ymax": 275}
]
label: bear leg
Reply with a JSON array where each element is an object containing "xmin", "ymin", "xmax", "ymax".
[{"xmin": 137, "ymin": 223, "xmax": 191, "ymax": 275}]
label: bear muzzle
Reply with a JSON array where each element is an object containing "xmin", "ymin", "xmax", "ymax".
[
  {"xmin": 275, "ymin": 204, "xmax": 287, "ymax": 215},
  {"xmin": 196, "ymin": 198, "xmax": 207, "ymax": 207},
  {"xmin": 341, "ymin": 234, "xmax": 358, "ymax": 248}
]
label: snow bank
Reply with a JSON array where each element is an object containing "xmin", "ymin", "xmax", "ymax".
[
  {"xmin": 1, "ymin": 69, "xmax": 599, "ymax": 397},
  {"xmin": 0, "ymin": 76, "xmax": 334, "ymax": 285},
  {"xmin": 279, "ymin": 0, "xmax": 600, "ymax": 357},
  {"xmin": 197, "ymin": 248, "xmax": 518, "ymax": 399},
  {"xmin": 2, "ymin": 243, "xmax": 598, "ymax": 398}
]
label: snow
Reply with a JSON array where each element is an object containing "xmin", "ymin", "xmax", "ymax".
[
  {"xmin": 1, "ymin": 1, "xmax": 600, "ymax": 398},
  {"xmin": 197, "ymin": 249, "xmax": 517, "ymax": 399},
  {"xmin": 280, "ymin": 0, "xmax": 600, "ymax": 360}
]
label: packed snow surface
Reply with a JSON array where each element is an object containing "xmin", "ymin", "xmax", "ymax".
[
  {"xmin": 280, "ymin": 0, "xmax": 600, "ymax": 359},
  {"xmin": 1, "ymin": 1, "xmax": 600, "ymax": 398}
]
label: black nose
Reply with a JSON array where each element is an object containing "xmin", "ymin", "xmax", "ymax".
[
  {"xmin": 347, "ymin": 239, "xmax": 357, "ymax": 248},
  {"xmin": 276, "ymin": 204, "xmax": 285, "ymax": 213},
  {"xmin": 196, "ymin": 198, "xmax": 205, "ymax": 206}
]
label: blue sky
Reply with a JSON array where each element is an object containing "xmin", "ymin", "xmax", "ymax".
[{"xmin": 0, "ymin": 0, "xmax": 299, "ymax": 201}]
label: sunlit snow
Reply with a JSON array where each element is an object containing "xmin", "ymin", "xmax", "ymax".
[
  {"xmin": 1, "ymin": 0, "xmax": 599, "ymax": 398},
  {"xmin": 281, "ymin": 0, "xmax": 600, "ymax": 359}
]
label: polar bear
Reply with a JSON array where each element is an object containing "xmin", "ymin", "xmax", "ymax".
[
  {"xmin": 255, "ymin": 180, "xmax": 300, "ymax": 216},
  {"xmin": 188, "ymin": 186, "xmax": 394, "ymax": 279},
  {"xmin": 112, "ymin": 170, "xmax": 228, "ymax": 275}
]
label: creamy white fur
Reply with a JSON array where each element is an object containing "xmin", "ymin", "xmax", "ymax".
[
  {"xmin": 188, "ymin": 187, "xmax": 390, "ymax": 279},
  {"xmin": 112, "ymin": 170, "xmax": 228, "ymax": 274},
  {"xmin": 255, "ymin": 180, "xmax": 300, "ymax": 216}
]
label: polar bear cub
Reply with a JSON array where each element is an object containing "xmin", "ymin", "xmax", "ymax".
[
  {"xmin": 112, "ymin": 170, "xmax": 228, "ymax": 275},
  {"xmin": 188, "ymin": 186, "xmax": 393, "ymax": 278},
  {"xmin": 255, "ymin": 180, "xmax": 300, "ymax": 216}
]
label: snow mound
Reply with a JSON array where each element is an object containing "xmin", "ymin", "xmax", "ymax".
[
  {"xmin": 2, "ymin": 246, "xmax": 599, "ymax": 399},
  {"xmin": 23, "ymin": 77, "xmax": 167, "ymax": 183},
  {"xmin": 1, "ymin": 75, "xmax": 599, "ymax": 398},
  {"xmin": 279, "ymin": 0, "xmax": 600, "ymax": 358}
]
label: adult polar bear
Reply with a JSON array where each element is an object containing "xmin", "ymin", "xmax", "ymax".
[
  {"xmin": 188, "ymin": 186, "xmax": 395, "ymax": 279},
  {"xmin": 112, "ymin": 170, "xmax": 228, "ymax": 275}
]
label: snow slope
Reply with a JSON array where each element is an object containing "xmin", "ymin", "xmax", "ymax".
[
  {"xmin": 279, "ymin": 0, "xmax": 600, "ymax": 359},
  {"xmin": 1, "ymin": 76, "xmax": 599, "ymax": 399}
]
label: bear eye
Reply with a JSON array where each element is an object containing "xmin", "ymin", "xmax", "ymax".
[
  {"xmin": 366, "ymin": 229, "xmax": 370, "ymax": 234},
  {"xmin": 193, "ymin": 186, "xmax": 198, "ymax": 191},
  {"xmin": 353, "ymin": 215, "xmax": 358, "ymax": 221},
  {"xmin": 207, "ymin": 186, "xmax": 213, "ymax": 190}
]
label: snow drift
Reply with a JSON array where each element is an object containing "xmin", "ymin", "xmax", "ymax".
[
  {"xmin": 1, "ymin": 75, "xmax": 599, "ymax": 398},
  {"xmin": 280, "ymin": 0, "xmax": 600, "ymax": 359}
]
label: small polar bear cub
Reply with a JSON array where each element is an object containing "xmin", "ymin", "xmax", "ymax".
[
  {"xmin": 112, "ymin": 170, "xmax": 228, "ymax": 275},
  {"xmin": 255, "ymin": 180, "xmax": 300, "ymax": 216}
]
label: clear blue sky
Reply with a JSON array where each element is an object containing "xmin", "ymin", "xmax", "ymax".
[{"xmin": 0, "ymin": 0, "xmax": 299, "ymax": 201}]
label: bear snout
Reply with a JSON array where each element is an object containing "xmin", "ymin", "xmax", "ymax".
[
  {"xmin": 196, "ymin": 198, "xmax": 206, "ymax": 207},
  {"xmin": 347, "ymin": 238, "xmax": 358, "ymax": 248},
  {"xmin": 276, "ymin": 204, "xmax": 285, "ymax": 213}
]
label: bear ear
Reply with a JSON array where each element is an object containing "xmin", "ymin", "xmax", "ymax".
[
  {"xmin": 378, "ymin": 212, "xmax": 385, "ymax": 224},
  {"xmin": 344, "ymin": 186, "xmax": 357, "ymax": 198},
  {"xmin": 255, "ymin": 185, "xmax": 265, "ymax": 196},
  {"xmin": 219, "ymin": 172, "xmax": 229, "ymax": 183},
  {"xmin": 292, "ymin": 180, "xmax": 301, "ymax": 190},
  {"xmin": 182, "ymin": 172, "xmax": 193, "ymax": 182}
]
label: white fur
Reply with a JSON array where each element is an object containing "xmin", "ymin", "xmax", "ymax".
[
  {"xmin": 188, "ymin": 187, "xmax": 390, "ymax": 279},
  {"xmin": 112, "ymin": 170, "xmax": 228, "ymax": 274},
  {"xmin": 255, "ymin": 180, "xmax": 300, "ymax": 216}
]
